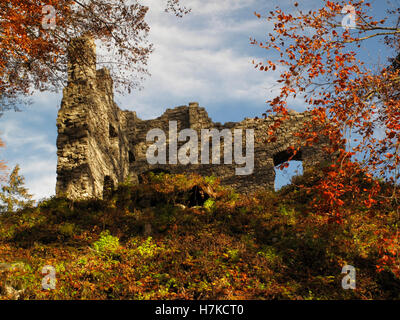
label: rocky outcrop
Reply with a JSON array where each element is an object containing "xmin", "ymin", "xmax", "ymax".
[{"xmin": 56, "ymin": 36, "xmax": 331, "ymax": 200}]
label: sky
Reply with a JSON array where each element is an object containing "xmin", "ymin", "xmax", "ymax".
[{"xmin": 0, "ymin": 0, "xmax": 395, "ymax": 201}]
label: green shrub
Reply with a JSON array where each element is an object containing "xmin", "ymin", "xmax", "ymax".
[
  {"xmin": 92, "ymin": 230, "xmax": 120, "ymax": 255},
  {"xmin": 129, "ymin": 237, "xmax": 160, "ymax": 258},
  {"xmin": 203, "ymin": 198, "xmax": 215, "ymax": 212}
]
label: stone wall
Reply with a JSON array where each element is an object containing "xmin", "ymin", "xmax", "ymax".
[{"xmin": 56, "ymin": 36, "xmax": 331, "ymax": 200}]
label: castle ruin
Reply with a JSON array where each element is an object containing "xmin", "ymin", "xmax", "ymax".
[{"xmin": 56, "ymin": 36, "xmax": 330, "ymax": 200}]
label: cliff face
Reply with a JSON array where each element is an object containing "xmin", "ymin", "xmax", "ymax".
[{"xmin": 56, "ymin": 36, "xmax": 331, "ymax": 200}]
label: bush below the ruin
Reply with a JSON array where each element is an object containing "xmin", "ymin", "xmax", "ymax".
[{"xmin": 0, "ymin": 171, "xmax": 399, "ymax": 300}]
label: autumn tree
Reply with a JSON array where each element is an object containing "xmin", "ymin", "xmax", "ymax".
[
  {"xmin": 0, "ymin": 0, "xmax": 189, "ymax": 114},
  {"xmin": 253, "ymin": 1, "xmax": 400, "ymax": 275},
  {"xmin": 0, "ymin": 1, "xmax": 189, "ymax": 207},
  {"xmin": 0, "ymin": 164, "xmax": 34, "ymax": 213}
]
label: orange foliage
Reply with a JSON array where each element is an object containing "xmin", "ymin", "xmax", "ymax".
[
  {"xmin": 253, "ymin": 1, "xmax": 400, "ymax": 274},
  {"xmin": 0, "ymin": 173, "xmax": 398, "ymax": 298},
  {"xmin": 0, "ymin": 0, "xmax": 187, "ymax": 111}
]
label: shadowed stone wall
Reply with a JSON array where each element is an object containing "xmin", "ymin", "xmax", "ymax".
[{"xmin": 56, "ymin": 36, "xmax": 331, "ymax": 200}]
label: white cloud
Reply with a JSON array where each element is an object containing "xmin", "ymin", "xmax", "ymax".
[
  {"xmin": 1, "ymin": 0, "xmax": 298, "ymax": 199},
  {"xmin": 25, "ymin": 172, "xmax": 56, "ymax": 201},
  {"xmin": 0, "ymin": 103, "xmax": 57, "ymax": 201},
  {"xmin": 114, "ymin": 0, "xmax": 280, "ymax": 120},
  {"xmin": 0, "ymin": 117, "xmax": 56, "ymax": 154},
  {"xmin": 179, "ymin": 0, "xmax": 257, "ymax": 15},
  {"xmin": 0, "ymin": 156, "xmax": 57, "ymax": 201}
]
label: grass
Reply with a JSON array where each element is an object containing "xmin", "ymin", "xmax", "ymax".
[{"xmin": 0, "ymin": 171, "xmax": 399, "ymax": 300}]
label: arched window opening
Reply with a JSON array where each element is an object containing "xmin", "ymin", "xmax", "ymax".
[
  {"xmin": 273, "ymin": 149, "xmax": 303, "ymax": 190},
  {"xmin": 273, "ymin": 149, "xmax": 302, "ymax": 167},
  {"xmin": 275, "ymin": 161, "xmax": 303, "ymax": 190}
]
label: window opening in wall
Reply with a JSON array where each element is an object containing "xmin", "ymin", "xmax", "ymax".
[{"xmin": 273, "ymin": 149, "xmax": 303, "ymax": 190}]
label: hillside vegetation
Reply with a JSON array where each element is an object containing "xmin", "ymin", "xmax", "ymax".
[{"xmin": 0, "ymin": 168, "xmax": 399, "ymax": 300}]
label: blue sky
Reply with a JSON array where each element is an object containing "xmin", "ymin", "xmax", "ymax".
[{"xmin": 0, "ymin": 0, "xmax": 395, "ymax": 201}]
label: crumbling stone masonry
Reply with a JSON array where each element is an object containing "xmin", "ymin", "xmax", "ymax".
[{"xmin": 56, "ymin": 36, "xmax": 331, "ymax": 200}]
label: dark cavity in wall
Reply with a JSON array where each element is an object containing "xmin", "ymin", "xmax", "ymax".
[
  {"xmin": 109, "ymin": 124, "xmax": 118, "ymax": 138},
  {"xmin": 273, "ymin": 149, "xmax": 302, "ymax": 167},
  {"xmin": 103, "ymin": 175, "xmax": 114, "ymax": 199},
  {"xmin": 186, "ymin": 185, "xmax": 210, "ymax": 207},
  {"xmin": 128, "ymin": 151, "xmax": 135, "ymax": 163}
]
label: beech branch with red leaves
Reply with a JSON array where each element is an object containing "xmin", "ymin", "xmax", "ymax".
[{"xmin": 253, "ymin": 0, "xmax": 400, "ymax": 275}]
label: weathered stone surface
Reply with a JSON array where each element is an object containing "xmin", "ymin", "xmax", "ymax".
[{"xmin": 56, "ymin": 36, "xmax": 332, "ymax": 200}]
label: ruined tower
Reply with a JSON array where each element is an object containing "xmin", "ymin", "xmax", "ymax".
[
  {"xmin": 56, "ymin": 36, "xmax": 130, "ymax": 199},
  {"xmin": 56, "ymin": 36, "xmax": 331, "ymax": 200}
]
